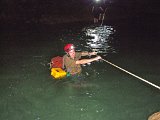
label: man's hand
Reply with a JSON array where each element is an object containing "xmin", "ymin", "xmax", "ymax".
[{"xmin": 94, "ymin": 56, "xmax": 102, "ymax": 61}]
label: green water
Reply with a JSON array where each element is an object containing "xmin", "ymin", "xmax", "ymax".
[{"xmin": 0, "ymin": 24, "xmax": 160, "ymax": 120}]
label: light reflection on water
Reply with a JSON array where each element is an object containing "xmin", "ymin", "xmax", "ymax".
[{"xmin": 81, "ymin": 25, "xmax": 117, "ymax": 56}]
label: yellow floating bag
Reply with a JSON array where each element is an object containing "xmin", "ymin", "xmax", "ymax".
[{"xmin": 51, "ymin": 68, "xmax": 67, "ymax": 79}]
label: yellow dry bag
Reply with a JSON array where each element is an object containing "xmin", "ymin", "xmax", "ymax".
[{"xmin": 51, "ymin": 68, "xmax": 67, "ymax": 79}]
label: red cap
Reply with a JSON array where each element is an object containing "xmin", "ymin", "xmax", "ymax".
[{"xmin": 64, "ymin": 44, "xmax": 75, "ymax": 53}]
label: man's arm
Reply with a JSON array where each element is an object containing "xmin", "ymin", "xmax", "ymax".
[
  {"xmin": 76, "ymin": 56, "xmax": 101, "ymax": 65},
  {"xmin": 81, "ymin": 51, "xmax": 97, "ymax": 56}
]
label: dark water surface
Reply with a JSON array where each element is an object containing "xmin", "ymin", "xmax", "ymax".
[{"xmin": 0, "ymin": 22, "xmax": 160, "ymax": 120}]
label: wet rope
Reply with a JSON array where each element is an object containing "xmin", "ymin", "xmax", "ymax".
[{"xmin": 101, "ymin": 58, "xmax": 160, "ymax": 90}]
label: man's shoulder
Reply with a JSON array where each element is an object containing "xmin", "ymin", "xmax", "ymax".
[
  {"xmin": 75, "ymin": 52, "xmax": 82, "ymax": 55},
  {"xmin": 63, "ymin": 54, "xmax": 71, "ymax": 61}
]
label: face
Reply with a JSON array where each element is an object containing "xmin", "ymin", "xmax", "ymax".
[{"xmin": 68, "ymin": 49, "xmax": 75, "ymax": 59}]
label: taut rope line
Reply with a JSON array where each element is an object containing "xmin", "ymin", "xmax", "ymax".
[{"xmin": 101, "ymin": 58, "xmax": 160, "ymax": 90}]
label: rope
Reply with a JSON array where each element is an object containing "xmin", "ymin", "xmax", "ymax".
[{"xmin": 101, "ymin": 58, "xmax": 160, "ymax": 90}]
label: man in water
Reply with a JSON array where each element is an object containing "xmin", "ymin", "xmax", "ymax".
[
  {"xmin": 63, "ymin": 44, "xmax": 101, "ymax": 76},
  {"xmin": 92, "ymin": 0, "xmax": 104, "ymax": 24}
]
